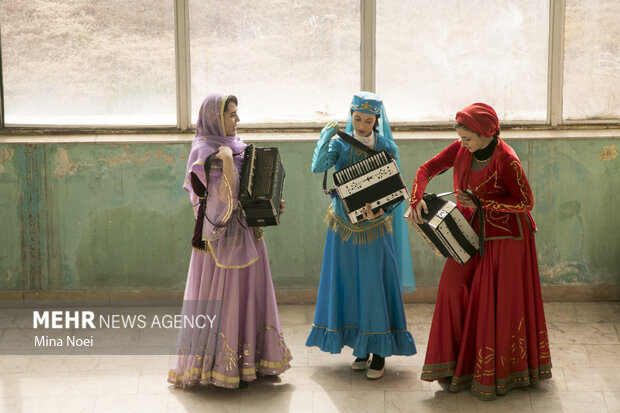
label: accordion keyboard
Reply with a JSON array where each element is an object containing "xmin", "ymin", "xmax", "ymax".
[{"xmin": 334, "ymin": 151, "xmax": 390, "ymax": 186}]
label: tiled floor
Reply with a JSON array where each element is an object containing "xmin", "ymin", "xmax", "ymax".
[{"xmin": 0, "ymin": 301, "xmax": 619, "ymax": 413}]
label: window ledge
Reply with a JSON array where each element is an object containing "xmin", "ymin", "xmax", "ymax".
[{"xmin": 0, "ymin": 128, "xmax": 618, "ymax": 144}]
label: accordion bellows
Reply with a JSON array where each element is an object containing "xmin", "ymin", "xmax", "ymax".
[
  {"xmin": 239, "ymin": 145, "xmax": 285, "ymax": 227},
  {"xmin": 415, "ymin": 194, "xmax": 479, "ymax": 265}
]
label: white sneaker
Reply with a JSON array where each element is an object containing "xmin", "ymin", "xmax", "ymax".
[
  {"xmin": 366, "ymin": 366, "xmax": 384, "ymax": 380},
  {"xmin": 351, "ymin": 358, "xmax": 371, "ymax": 371}
]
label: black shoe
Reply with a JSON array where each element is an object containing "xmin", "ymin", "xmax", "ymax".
[
  {"xmin": 366, "ymin": 355, "xmax": 385, "ymax": 380},
  {"xmin": 351, "ymin": 354, "xmax": 371, "ymax": 371}
]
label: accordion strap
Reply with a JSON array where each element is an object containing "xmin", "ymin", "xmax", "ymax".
[
  {"xmin": 190, "ymin": 148, "xmax": 244, "ymax": 250},
  {"xmin": 322, "ymin": 131, "xmax": 380, "ymax": 195}
]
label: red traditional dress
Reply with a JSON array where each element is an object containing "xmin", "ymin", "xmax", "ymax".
[{"xmin": 411, "ymin": 138, "xmax": 552, "ymax": 400}]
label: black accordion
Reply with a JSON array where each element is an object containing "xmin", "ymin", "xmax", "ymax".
[
  {"xmin": 239, "ymin": 144, "xmax": 285, "ymax": 226},
  {"xmin": 334, "ymin": 150, "xmax": 409, "ymax": 224},
  {"xmin": 414, "ymin": 193, "xmax": 479, "ymax": 265}
]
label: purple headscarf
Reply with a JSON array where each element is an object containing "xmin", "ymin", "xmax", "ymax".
[{"xmin": 184, "ymin": 93, "xmax": 247, "ymax": 202}]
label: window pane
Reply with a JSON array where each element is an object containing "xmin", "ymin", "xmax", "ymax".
[
  {"xmin": 189, "ymin": 1, "xmax": 360, "ymax": 124},
  {"xmin": 0, "ymin": 0, "xmax": 176, "ymax": 125},
  {"xmin": 563, "ymin": 0, "xmax": 620, "ymax": 120},
  {"xmin": 376, "ymin": 0, "xmax": 549, "ymax": 122}
]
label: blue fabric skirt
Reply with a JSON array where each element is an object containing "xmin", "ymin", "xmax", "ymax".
[{"xmin": 306, "ymin": 228, "xmax": 416, "ymax": 358}]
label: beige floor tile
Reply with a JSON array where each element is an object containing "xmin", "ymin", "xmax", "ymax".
[
  {"xmin": 586, "ymin": 344, "xmax": 620, "ymax": 367},
  {"xmin": 137, "ymin": 371, "xmax": 171, "ymax": 395},
  {"xmin": 254, "ymin": 366, "xmax": 351, "ymax": 393},
  {"xmin": 564, "ymin": 367, "xmax": 620, "ymax": 391},
  {"xmin": 385, "ymin": 390, "xmax": 458, "ymax": 413},
  {"xmin": 604, "ymin": 391, "xmax": 620, "ymax": 413},
  {"xmin": 20, "ymin": 396, "xmax": 94, "ymax": 413},
  {"xmin": 0, "ymin": 398, "xmax": 22, "ymax": 413},
  {"xmin": 404, "ymin": 304, "xmax": 436, "ymax": 324},
  {"xmin": 530, "ymin": 391, "xmax": 607, "ymax": 413},
  {"xmin": 313, "ymin": 390, "xmax": 385, "ymax": 413},
  {"xmin": 547, "ymin": 322, "xmax": 619, "ymax": 345},
  {"xmin": 286, "ymin": 344, "xmax": 309, "ymax": 367},
  {"xmin": 96, "ymin": 354, "xmax": 169, "ymax": 372},
  {"xmin": 240, "ymin": 389, "xmax": 313, "ymax": 413},
  {"xmin": 27, "ymin": 354, "xmax": 101, "ymax": 372},
  {"xmin": 543, "ymin": 302, "xmax": 578, "ymax": 323},
  {"xmin": 64, "ymin": 371, "xmax": 140, "ymax": 396},
  {"xmin": 409, "ymin": 323, "xmax": 431, "ymax": 346},
  {"xmin": 546, "ymin": 344, "xmax": 589, "ymax": 367},
  {"xmin": 350, "ymin": 365, "xmax": 422, "ymax": 391},
  {"xmin": 0, "ymin": 373, "xmax": 69, "ymax": 397},
  {"xmin": 277, "ymin": 305, "xmax": 312, "ymax": 326},
  {"xmin": 574, "ymin": 302, "xmax": 620, "ymax": 323},
  {"xmin": 94, "ymin": 394, "xmax": 169, "ymax": 413},
  {"xmin": 456, "ymin": 388, "xmax": 533, "ymax": 412},
  {"xmin": 0, "ymin": 355, "xmax": 33, "ymax": 373},
  {"xmin": 307, "ymin": 347, "xmax": 356, "ymax": 367},
  {"xmin": 281, "ymin": 324, "xmax": 312, "ymax": 346},
  {"xmin": 166, "ymin": 386, "xmax": 242, "ymax": 413}
]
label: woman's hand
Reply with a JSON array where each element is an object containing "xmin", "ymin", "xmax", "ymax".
[
  {"xmin": 362, "ymin": 203, "xmax": 384, "ymax": 221},
  {"xmin": 410, "ymin": 200, "xmax": 428, "ymax": 225},
  {"xmin": 455, "ymin": 190, "xmax": 477, "ymax": 209},
  {"xmin": 214, "ymin": 146, "xmax": 233, "ymax": 161},
  {"xmin": 279, "ymin": 199, "xmax": 286, "ymax": 215}
]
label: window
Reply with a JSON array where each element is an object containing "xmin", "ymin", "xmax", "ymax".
[
  {"xmin": 188, "ymin": 0, "xmax": 360, "ymax": 124},
  {"xmin": 0, "ymin": 0, "xmax": 618, "ymax": 128},
  {"xmin": 0, "ymin": 0, "xmax": 176, "ymax": 126},
  {"xmin": 376, "ymin": 0, "xmax": 549, "ymax": 122},
  {"xmin": 563, "ymin": 0, "xmax": 620, "ymax": 121}
]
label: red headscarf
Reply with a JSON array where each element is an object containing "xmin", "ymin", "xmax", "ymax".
[{"xmin": 455, "ymin": 103, "xmax": 500, "ymax": 138}]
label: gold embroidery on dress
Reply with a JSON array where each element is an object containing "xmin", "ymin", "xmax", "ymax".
[
  {"xmin": 500, "ymin": 317, "xmax": 527, "ymax": 369},
  {"xmin": 482, "ymin": 161, "xmax": 532, "ymax": 212},
  {"xmin": 486, "ymin": 210, "xmax": 512, "ymax": 233},
  {"xmin": 474, "ymin": 346, "xmax": 495, "ymax": 378},
  {"xmin": 473, "ymin": 170, "xmax": 501, "ymax": 193}
]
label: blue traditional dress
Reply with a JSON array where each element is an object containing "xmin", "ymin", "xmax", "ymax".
[{"xmin": 305, "ymin": 92, "xmax": 416, "ymax": 358}]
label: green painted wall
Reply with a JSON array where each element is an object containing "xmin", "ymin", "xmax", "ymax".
[{"xmin": 0, "ymin": 136, "xmax": 618, "ymax": 292}]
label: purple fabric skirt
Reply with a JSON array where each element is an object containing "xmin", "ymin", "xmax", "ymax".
[{"xmin": 168, "ymin": 237, "xmax": 292, "ymax": 389}]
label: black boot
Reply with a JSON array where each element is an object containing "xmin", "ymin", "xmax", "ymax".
[{"xmin": 366, "ymin": 354, "xmax": 385, "ymax": 380}]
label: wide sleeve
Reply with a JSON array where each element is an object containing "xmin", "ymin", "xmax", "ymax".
[
  {"xmin": 311, "ymin": 121, "xmax": 340, "ymax": 173},
  {"xmin": 410, "ymin": 140, "xmax": 461, "ymax": 207},
  {"xmin": 480, "ymin": 159, "xmax": 534, "ymax": 213}
]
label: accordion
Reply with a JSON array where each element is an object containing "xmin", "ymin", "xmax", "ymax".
[
  {"xmin": 334, "ymin": 150, "xmax": 409, "ymax": 224},
  {"xmin": 414, "ymin": 193, "xmax": 479, "ymax": 265},
  {"xmin": 239, "ymin": 144, "xmax": 285, "ymax": 226}
]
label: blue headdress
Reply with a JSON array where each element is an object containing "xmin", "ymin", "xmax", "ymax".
[{"xmin": 346, "ymin": 92, "xmax": 415, "ymax": 292}]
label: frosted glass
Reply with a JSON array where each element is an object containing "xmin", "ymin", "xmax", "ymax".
[
  {"xmin": 563, "ymin": 0, "xmax": 620, "ymax": 120},
  {"xmin": 189, "ymin": 1, "xmax": 360, "ymax": 124},
  {"xmin": 376, "ymin": 0, "xmax": 549, "ymax": 122},
  {"xmin": 0, "ymin": 0, "xmax": 176, "ymax": 125}
]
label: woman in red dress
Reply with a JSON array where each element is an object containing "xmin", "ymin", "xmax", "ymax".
[{"xmin": 408, "ymin": 103, "xmax": 552, "ymax": 400}]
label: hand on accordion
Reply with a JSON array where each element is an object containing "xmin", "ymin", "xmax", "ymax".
[
  {"xmin": 362, "ymin": 203, "xmax": 384, "ymax": 221},
  {"xmin": 279, "ymin": 199, "xmax": 286, "ymax": 215},
  {"xmin": 455, "ymin": 190, "xmax": 477, "ymax": 209},
  {"xmin": 409, "ymin": 200, "xmax": 428, "ymax": 225}
]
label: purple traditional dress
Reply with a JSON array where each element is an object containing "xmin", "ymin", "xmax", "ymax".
[{"xmin": 168, "ymin": 94, "xmax": 292, "ymax": 389}]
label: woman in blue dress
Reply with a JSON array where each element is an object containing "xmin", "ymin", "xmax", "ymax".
[{"xmin": 305, "ymin": 92, "xmax": 416, "ymax": 380}]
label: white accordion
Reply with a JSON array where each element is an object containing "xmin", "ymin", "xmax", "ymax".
[
  {"xmin": 333, "ymin": 150, "xmax": 409, "ymax": 224},
  {"xmin": 414, "ymin": 193, "xmax": 480, "ymax": 265}
]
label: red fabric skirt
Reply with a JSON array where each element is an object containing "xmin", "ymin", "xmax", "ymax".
[{"xmin": 421, "ymin": 214, "xmax": 552, "ymax": 400}]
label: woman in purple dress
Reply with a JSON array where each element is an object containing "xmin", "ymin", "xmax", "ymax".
[{"xmin": 168, "ymin": 93, "xmax": 292, "ymax": 389}]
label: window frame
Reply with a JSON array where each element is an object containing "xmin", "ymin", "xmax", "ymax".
[{"xmin": 0, "ymin": 0, "xmax": 618, "ymax": 134}]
